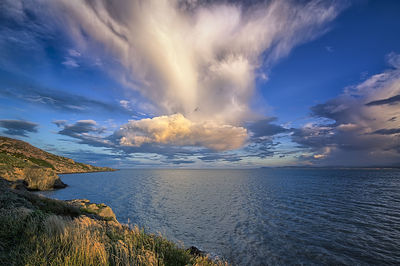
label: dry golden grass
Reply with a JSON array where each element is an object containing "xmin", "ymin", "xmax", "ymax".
[
  {"xmin": 0, "ymin": 179, "xmax": 228, "ymax": 265},
  {"xmin": 1, "ymin": 209, "xmax": 227, "ymax": 265}
]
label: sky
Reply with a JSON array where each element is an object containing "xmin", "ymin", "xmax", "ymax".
[{"xmin": 1, "ymin": 0, "xmax": 400, "ymax": 168}]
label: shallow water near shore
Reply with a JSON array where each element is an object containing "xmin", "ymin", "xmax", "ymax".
[{"xmin": 39, "ymin": 168, "xmax": 400, "ymax": 265}]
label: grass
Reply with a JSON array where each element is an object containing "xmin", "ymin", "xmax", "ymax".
[
  {"xmin": 0, "ymin": 180, "xmax": 227, "ymax": 266},
  {"xmin": 0, "ymin": 151, "xmax": 55, "ymax": 169}
]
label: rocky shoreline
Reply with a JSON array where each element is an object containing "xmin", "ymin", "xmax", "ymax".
[
  {"xmin": 0, "ymin": 136, "xmax": 116, "ymax": 191},
  {"xmin": 0, "ymin": 137, "xmax": 220, "ymax": 265},
  {"xmin": 0, "ymin": 177, "xmax": 221, "ymax": 265}
]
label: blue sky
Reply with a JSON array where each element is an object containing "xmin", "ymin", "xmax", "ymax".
[{"xmin": 1, "ymin": 0, "xmax": 400, "ymax": 168}]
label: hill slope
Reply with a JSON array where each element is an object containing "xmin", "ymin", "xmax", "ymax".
[{"xmin": 0, "ymin": 136, "xmax": 115, "ymax": 190}]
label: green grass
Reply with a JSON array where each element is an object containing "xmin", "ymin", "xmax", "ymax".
[
  {"xmin": 0, "ymin": 151, "xmax": 54, "ymax": 169},
  {"xmin": 27, "ymin": 157, "xmax": 54, "ymax": 169},
  {"xmin": 0, "ymin": 151, "xmax": 30, "ymax": 168}
]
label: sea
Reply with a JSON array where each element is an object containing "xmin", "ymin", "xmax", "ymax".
[{"xmin": 38, "ymin": 168, "xmax": 400, "ymax": 265}]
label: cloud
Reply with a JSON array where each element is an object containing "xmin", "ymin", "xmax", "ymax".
[
  {"xmin": 0, "ymin": 76, "xmax": 138, "ymax": 116},
  {"xmin": 117, "ymin": 113, "xmax": 247, "ymax": 151},
  {"xmin": 119, "ymin": 100, "xmax": 130, "ymax": 110},
  {"xmin": 36, "ymin": 0, "xmax": 343, "ymax": 146},
  {"xmin": 54, "ymin": 120, "xmax": 112, "ymax": 148},
  {"xmin": 55, "ymin": 119, "xmax": 104, "ymax": 135},
  {"xmin": 62, "ymin": 57, "xmax": 79, "ymax": 68},
  {"xmin": 292, "ymin": 53, "xmax": 400, "ymax": 166},
  {"xmin": 0, "ymin": 119, "xmax": 38, "ymax": 137},
  {"xmin": 0, "ymin": 0, "xmax": 344, "ymax": 151},
  {"xmin": 62, "ymin": 49, "xmax": 81, "ymax": 68},
  {"xmin": 198, "ymin": 154, "xmax": 242, "ymax": 162},
  {"xmin": 68, "ymin": 49, "xmax": 81, "ymax": 57},
  {"xmin": 168, "ymin": 159, "xmax": 195, "ymax": 165},
  {"xmin": 247, "ymin": 117, "xmax": 288, "ymax": 138},
  {"xmin": 325, "ymin": 46, "xmax": 334, "ymax": 53},
  {"xmin": 371, "ymin": 128, "xmax": 400, "ymax": 135},
  {"xmin": 52, "ymin": 0, "xmax": 341, "ymax": 125},
  {"xmin": 50, "ymin": 0, "xmax": 343, "ymax": 150},
  {"xmin": 365, "ymin": 94, "xmax": 400, "ymax": 106}
]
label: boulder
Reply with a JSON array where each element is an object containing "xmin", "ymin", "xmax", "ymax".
[{"xmin": 67, "ymin": 199, "xmax": 117, "ymax": 221}]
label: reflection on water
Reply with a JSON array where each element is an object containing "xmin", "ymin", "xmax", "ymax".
[{"xmin": 40, "ymin": 169, "xmax": 400, "ymax": 265}]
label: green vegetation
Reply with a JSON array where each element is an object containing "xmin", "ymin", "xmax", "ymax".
[
  {"xmin": 0, "ymin": 151, "xmax": 54, "ymax": 169},
  {"xmin": 0, "ymin": 180, "xmax": 226, "ymax": 266}
]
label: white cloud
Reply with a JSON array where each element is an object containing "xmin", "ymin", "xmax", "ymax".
[
  {"xmin": 68, "ymin": 49, "xmax": 81, "ymax": 57},
  {"xmin": 119, "ymin": 100, "xmax": 130, "ymax": 110},
  {"xmin": 5, "ymin": 0, "xmax": 344, "ymax": 150},
  {"xmin": 118, "ymin": 113, "xmax": 247, "ymax": 151},
  {"xmin": 50, "ymin": 0, "xmax": 341, "ymax": 126},
  {"xmin": 62, "ymin": 57, "xmax": 79, "ymax": 68},
  {"xmin": 325, "ymin": 46, "xmax": 334, "ymax": 53}
]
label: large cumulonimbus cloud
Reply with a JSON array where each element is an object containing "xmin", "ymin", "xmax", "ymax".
[
  {"xmin": 293, "ymin": 53, "xmax": 400, "ymax": 166},
  {"xmin": 53, "ymin": 0, "xmax": 340, "ymax": 122},
  {"xmin": 5, "ymin": 0, "xmax": 342, "ymax": 151}
]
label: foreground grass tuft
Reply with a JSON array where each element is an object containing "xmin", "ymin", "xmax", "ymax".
[{"xmin": 0, "ymin": 180, "xmax": 227, "ymax": 266}]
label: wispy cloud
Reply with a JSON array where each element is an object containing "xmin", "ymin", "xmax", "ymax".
[
  {"xmin": 68, "ymin": 49, "xmax": 81, "ymax": 57},
  {"xmin": 0, "ymin": 77, "xmax": 138, "ymax": 116},
  {"xmin": 61, "ymin": 57, "xmax": 79, "ymax": 68},
  {"xmin": 325, "ymin": 46, "xmax": 334, "ymax": 53}
]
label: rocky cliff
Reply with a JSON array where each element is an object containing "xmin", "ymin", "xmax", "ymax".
[{"xmin": 0, "ymin": 136, "xmax": 115, "ymax": 190}]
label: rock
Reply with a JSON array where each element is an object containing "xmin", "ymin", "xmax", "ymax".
[
  {"xmin": 23, "ymin": 167, "xmax": 66, "ymax": 190},
  {"xmin": 98, "ymin": 206, "xmax": 115, "ymax": 219},
  {"xmin": 187, "ymin": 246, "xmax": 205, "ymax": 256},
  {"xmin": 67, "ymin": 199, "xmax": 117, "ymax": 221},
  {"xmin": 10, "ymin": 180, "xmax": 27, "ymax": 190}
]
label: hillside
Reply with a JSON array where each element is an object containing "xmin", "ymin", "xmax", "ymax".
[{"xmin": 0, "ymin": 136, "xmax": 115, "ymax": 190}]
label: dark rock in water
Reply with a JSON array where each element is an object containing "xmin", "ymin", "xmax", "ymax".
[
  {"xmin": 187, "ymin": 246, "xmax": 205, "ymax": 256},
  {"xmin": 53, "ymin": 178, "xmax": 67, "ymax": 189}
]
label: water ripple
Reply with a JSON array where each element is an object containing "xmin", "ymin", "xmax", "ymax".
[{"xmin": 40, "ymin": 169, "xmax": 400, "ymax": 265}]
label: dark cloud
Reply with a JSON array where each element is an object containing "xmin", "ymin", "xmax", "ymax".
[
  {"xmin": 0, "ymin": 119, "xmax": 38, "ymax": 137},
  {"xmin": 242, "ymin": 117, "xmax": 289, "ymax": 159},
  {"xmin": 56, "ymin": 120, "xmax": 105, "ymax": 135},
  {"xmin": 291, "ymin": 56, "xmax": 400, "ymax": 166},
  {"xmin": 247, "ymin": 117, "xmax": 288, "ymax": 138},
  {"xmin": 365, "ymin": 94, "xmax": 400, "ymax": 106},
  {"xmin": 199, "ymin": 154, "xmax": 242, "ymax": 162},
  {"xmin": 244, "ymin": 138, "xmax": 279, "ymax": 158},
  {"xmin": 168, "ymin": 159, "xmax": 195, "ymax": 165},
  {"xmin": 54, "ymin": 120, "xmax": 113, "ymax": 148},
  {"xmin": 371, "ymin": 128, "xmax": 400, "ymax": 135}
]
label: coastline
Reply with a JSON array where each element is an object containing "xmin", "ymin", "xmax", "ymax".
[
  {"xmin": 57, "ymin": 168, "xmax": 118, "ymax": 175},
  {"xmin": 0, "ymin": 174, "xmax": 224, "ymax": 265}
]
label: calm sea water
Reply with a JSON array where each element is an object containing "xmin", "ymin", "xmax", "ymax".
[{"xmin": 39, "ymin": 168, "xmax": 400, "ymax": 265}]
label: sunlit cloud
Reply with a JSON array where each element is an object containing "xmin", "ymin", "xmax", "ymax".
[
  {"xmin": 118, "ymin": 113, "xmax": 247, "ymax": 151},
  {"xmin": 44, "ymin": 0, "xmax": 342, "ymax": 148}
]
